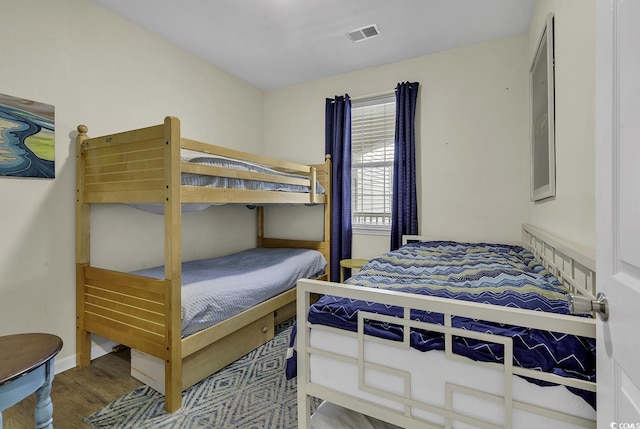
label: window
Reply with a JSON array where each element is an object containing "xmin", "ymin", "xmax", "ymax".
[{"xmin": 351, "ymin": 95, "xmax": 396, "ymax": 234}]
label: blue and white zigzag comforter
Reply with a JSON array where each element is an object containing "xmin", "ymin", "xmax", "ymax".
[{"xmin": 286, "ymin": 241, "xmax": 596, "ymax": 408}]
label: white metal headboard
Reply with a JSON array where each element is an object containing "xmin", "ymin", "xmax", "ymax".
[{"xmin": 521, "ymin": 224, "xmax": 596, "ymax": 299}]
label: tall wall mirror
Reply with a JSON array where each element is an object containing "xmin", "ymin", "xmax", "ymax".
[{"xmin": 530, "ymin": 13, "xmax": 556, "ymax": 201}]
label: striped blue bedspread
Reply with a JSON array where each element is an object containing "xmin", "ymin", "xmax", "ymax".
[
  {"xmin": 128, "ymin": 155, "xmax": 325, "ymax": 214},
  {"xmin": 288, "ymin": 241, "xmax": 595, "ymax": 408},
  {"xmin": 132, "ymin": 247, "xmax": 326, "ymax": 338}
]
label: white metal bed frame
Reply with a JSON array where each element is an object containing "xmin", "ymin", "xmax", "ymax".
[{"xmin": 296, "ymin": 224, "xmax": 597, "ymax": 429}]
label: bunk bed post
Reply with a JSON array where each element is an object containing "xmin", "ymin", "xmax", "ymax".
[
  {"xmin": 324, "ymin": 154, "xmax": 332, "ymax": 280},
  {"xmin": 310, "ymin": 166, "xmax": 318, "ymax": 204},
  {"xmin": 163, "ymin": 116, "xmax": 183, "ymax": 412},
  {"xmin": 257, "ymin": 206, "xmax": 264, "ymax": 248},
  {"xmin": 75, "ymin": 125, "xmax": 91, "ymax": 368}
]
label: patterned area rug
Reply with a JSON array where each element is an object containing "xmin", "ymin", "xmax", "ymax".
[{"xmin": 84, "ymin": 319, "xmax": 318, "ymax": 428}]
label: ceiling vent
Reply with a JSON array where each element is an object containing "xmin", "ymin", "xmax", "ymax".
[{"xmin": 347, "ymin": 24, "xmax": 381, "ymax": 43}]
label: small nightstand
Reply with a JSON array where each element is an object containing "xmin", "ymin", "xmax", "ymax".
[{"xmin": 339, "ymin": 258, "xmax": 369, "ymax": 283}]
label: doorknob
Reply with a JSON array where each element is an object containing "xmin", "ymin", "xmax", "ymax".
[{"xmin": 569, "ymin": 292, "xmax": 609, "ymax": 321}]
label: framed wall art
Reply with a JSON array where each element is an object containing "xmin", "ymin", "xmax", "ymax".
[
  {"xmin": 529, "ymin": 13, "xmax": 555, "ymax": 201},
  {"xmin": 0, "ymin": 93, "xmax": 55, "ymax": 178}
]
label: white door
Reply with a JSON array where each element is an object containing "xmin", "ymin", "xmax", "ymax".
[{"xmin": 595, "ymin": 0, "xmax": 640, "ymax": 427}]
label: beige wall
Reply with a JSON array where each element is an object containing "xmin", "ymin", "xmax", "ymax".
[
  {"xmin": 264, "ymin": 35, "xmax": 531, "ymax": 258},
  {"xmin": 0, "ymin": 0, "xmax": 263, "ymax": 369},
  {"xmin": 0, "ymin": 0, "xmax": 596, "ymax": 374},
  {"xmin": 527, "ymin": 0, "xmax": 596, "ymax": 252}
]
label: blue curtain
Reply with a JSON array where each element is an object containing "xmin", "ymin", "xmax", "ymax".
[
  {"xmin": 391, "ymin": 82, "xmax": 420, "ymax": 251},
  {"xmin": 325, "ymin": 95, "xmax": 352, "ymax": 282}
]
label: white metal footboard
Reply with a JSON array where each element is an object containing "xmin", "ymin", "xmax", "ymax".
[{"xmin": 296, "ymin": 280, "xmax": 596, "ymax": 429}]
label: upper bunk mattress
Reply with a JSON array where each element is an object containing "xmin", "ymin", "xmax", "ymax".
[
  {"xmin": 129, "ymin": 154, "xmax": 325, "ymax": 214},
  {"xmin": 183, "ymin": 155, "xmax": 325, "ymax": 194},
  {"xmin": 132, "ymin": 247, "xmax": 327, "ymax": 338}
]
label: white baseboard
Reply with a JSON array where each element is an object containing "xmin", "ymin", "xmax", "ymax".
[{"xmin": 54, "ymin": 340, "xmax": 119, "ymax": 374}]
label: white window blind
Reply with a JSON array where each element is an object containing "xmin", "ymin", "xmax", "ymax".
[{"xmin": 351, "ymin": 95, "xmax": 396, "ymax": 232}]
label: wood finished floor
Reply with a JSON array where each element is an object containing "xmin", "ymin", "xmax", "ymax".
[{"xmin": 3, "ymin": 349, "xmax": 142, "ymax": 429}]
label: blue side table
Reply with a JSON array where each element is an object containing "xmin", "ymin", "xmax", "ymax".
[{"xmin": 0, "ymin": 333, "xmax": 63, "ymax": 429}]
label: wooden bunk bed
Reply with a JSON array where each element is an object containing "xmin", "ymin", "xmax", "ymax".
[
  {"xmin": 295, "ymin": 224, "xmax": 597, "ymax": 428},
  {"xmin": 75, "ymin": 116, "xmax": 331, "ymax": 412}
]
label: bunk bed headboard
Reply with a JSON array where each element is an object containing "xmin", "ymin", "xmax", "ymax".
[{"xmin": 75, "ymin": 118, "xmax": 184, "ymax": 406}]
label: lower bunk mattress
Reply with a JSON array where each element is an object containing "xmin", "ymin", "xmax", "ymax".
[{"xmin": 132, "ymin": 247, "xmax": 327, "ymax": 338}]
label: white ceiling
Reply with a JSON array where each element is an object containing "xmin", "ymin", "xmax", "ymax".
[{"xmin": 93, "ymin": 0, "xmax": 535, "ymax": 90}]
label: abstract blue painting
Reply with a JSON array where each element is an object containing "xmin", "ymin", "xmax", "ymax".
[{"xmin": 0, "ymin": 93, "xmax": 55, "ymax": 178}]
